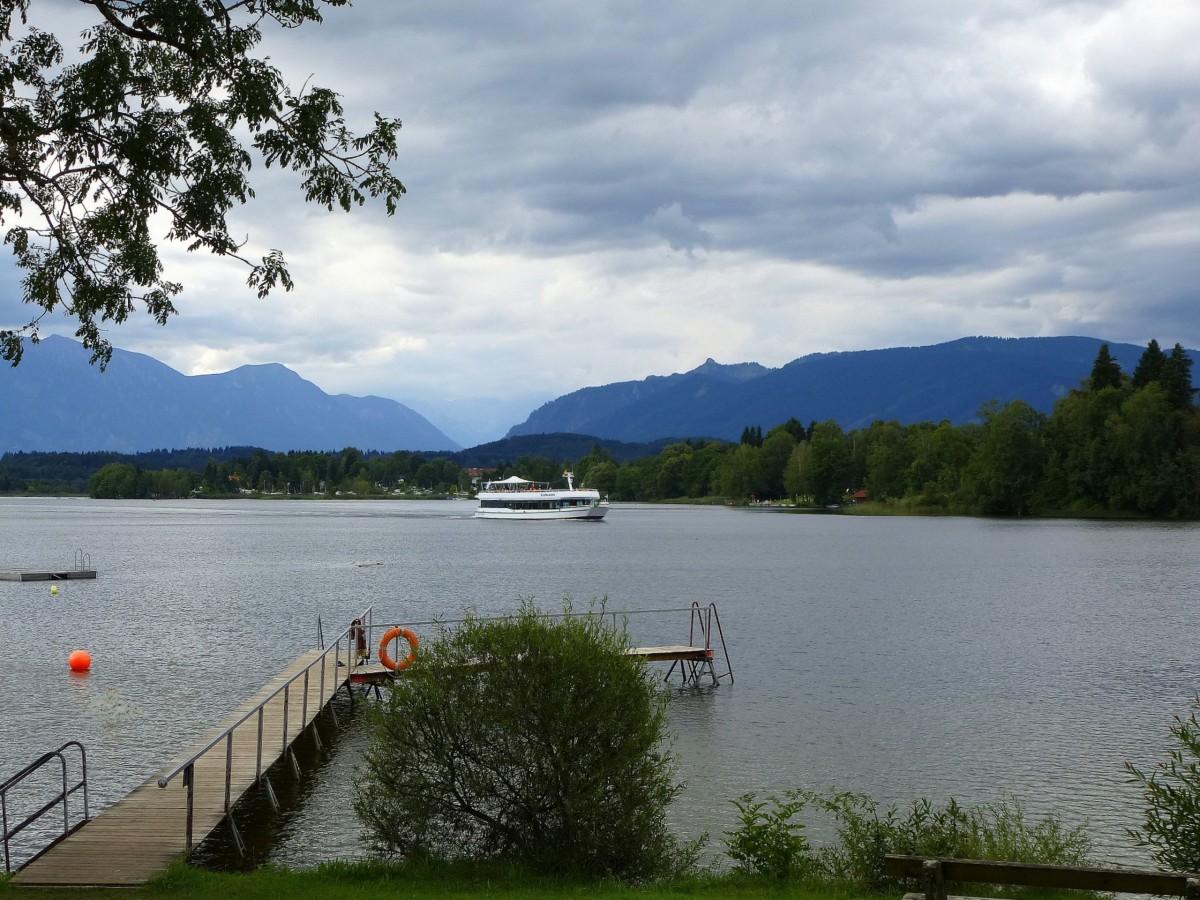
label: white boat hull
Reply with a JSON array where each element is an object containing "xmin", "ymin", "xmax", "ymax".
[{"xmin": 474, "ymin": 503, "xmax": 609, "ymax": 521}]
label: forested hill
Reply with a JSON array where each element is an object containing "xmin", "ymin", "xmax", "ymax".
[{"xmin": 508, "ymin": 336, "xmax": 1166, "ymax": 442}]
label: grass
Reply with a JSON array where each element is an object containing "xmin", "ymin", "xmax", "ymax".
[
  {"xmin": 0, "ymin": 860, "xmax": 889, "ymax": 900},
  {"xmin": 0, "ymin": 859, "xmax": 1118, "ymax": 900}
]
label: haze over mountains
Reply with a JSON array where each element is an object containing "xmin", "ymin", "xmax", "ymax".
[
  {"xmin": 0, "ymin": 336, "xmax": 459, "ymax": 454},
  {"xmin": 0, "ymin": 335, "xmax": 1173, "ymax": 455}
]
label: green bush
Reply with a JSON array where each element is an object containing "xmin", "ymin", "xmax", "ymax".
[
  {"xmin": 796, "ymin": 790, "xmax": 1092, "ymax": 888},
  {"xmin": 353, "ymin": 601, "xmax": 698, "ymax": 881},
  {"xmin": 1126, "ymin": 697, "xmax": 1200, "ymax": 872},
  {"xmin": 723, "ymin": 791, "xmax": 814, "ymax": 879}
]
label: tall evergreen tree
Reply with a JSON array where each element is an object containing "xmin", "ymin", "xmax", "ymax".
[
  {"xmin": 739, "ymin": 425, "xmax": 763, "ymax": 447},
  {"xmin": 1089, "ymin": 343, "xmax": 1123, "ymax": 391},
  {"xmin": 1162, "ymin": 343, "xmax": 1195, "ymax": 410},
  {"xmin": 1133, "ymin": 339, "xmax": 1167, "ymax": 389},
  {"xmin": 779, "ymin": 417, "xmax": 808, "ymax": 442}
]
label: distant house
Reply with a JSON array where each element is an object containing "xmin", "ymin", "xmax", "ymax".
[
  {"xmin": 850, "ymin": 489, "xmax": 869, "ymax": 504},
  {"xmin": 466, "ymin": 467, "xmax": 497, "ymax": 488}
]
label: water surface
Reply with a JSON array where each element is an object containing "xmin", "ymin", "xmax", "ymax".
[{"xmin": 1, "ymin": 499, "xmax": 1196, "ymax": 868}]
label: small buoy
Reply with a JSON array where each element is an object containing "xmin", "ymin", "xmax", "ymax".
[
  {"xmin": 68, "ymin": 650, "xmax": 91, "ymax": 672},
  {"xmin": 50, "ymin": 584, "xmax": 59, "ymax": 595}
]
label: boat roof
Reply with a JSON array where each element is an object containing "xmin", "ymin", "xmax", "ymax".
[{"xmin": 491, "ymin": 475, "xmax": 532, "ymax": 485}]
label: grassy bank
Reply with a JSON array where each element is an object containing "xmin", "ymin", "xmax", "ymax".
[
  {"xmin": 0, "ymin": 859, "xmax": 1113, "ymax": 900},
  {"xmin": 0, "ymin": 861, "xmax": 889, "ymax": 900}
]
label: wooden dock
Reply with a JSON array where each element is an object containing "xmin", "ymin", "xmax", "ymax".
[
  {"xmin": 6, "ymin": 605, "xmax": 730, "ymax": 885},
  {"xmin": 626, "ymin": 645, "xmax": 713, "ymax": 662},
  {"xmin": 351, "ymin": 644, "xmax": 726, "ymax": 689},
  {"xmin": 12, "ymin": 648, "xmax": 345, "ymax": 887},
  {"xmin": 0, "ymin": 567, "xmax": 97, "ymax": 581}
]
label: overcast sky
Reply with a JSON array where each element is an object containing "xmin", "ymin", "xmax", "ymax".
[{"xmin": 5, "ymin": 0, "xmax": 1199, "ymax": 445}]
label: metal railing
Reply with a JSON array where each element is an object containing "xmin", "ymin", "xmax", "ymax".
[
  {"xmin": 688, "ymin": 601, "xmax": 734, "ymax": 684},
  {"xmin": 1, "ymin": 741, "xmax": 89, "ymax": 873},
  {"xmin": 155, "ymin": 605, "xmax": 373, "ymax": 850},
  {"xmin": 363, "ymin": 601, "xmax": 733, "ymax": 684}
]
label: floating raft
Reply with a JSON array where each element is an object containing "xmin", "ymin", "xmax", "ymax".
[{"xmin": 0, "ymin": 568, "xmax": 97, "ymax": 581}]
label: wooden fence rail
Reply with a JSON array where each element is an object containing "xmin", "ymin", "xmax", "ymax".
[{"xmin": 884, "ymin": 853, "xmax": 1200, "ymax": 900}]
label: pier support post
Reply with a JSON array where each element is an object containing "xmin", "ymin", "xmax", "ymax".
[
  {"xmin": 227, "ymin": 815, "xmax": 246, "ymax": 857},
  {"xmin": 923, "ymin": 858, "xmax": 946, "ymax": 900},
  {"xmin": 261, "ymin": 775, "xmax": 280, "ymax": 814},
  {"xmin": 183, "ymin": 764, "xmax": 194, "ymax": 850}
]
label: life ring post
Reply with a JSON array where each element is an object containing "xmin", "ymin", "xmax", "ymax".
[{"xmin": 378, "ymin": 627, "xmax": 420, "ymax": 672}]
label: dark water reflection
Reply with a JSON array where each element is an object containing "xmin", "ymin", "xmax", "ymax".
[{"xmin": 1, "ymin": 499, "xmax": 1197, "ymax": 869}]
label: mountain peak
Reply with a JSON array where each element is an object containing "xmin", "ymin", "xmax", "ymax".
[
  {"xmin": 0, "ymin": 338, "xmax": 460, "ymax": 453},
  {"xmin": 509, "ymin": 336, "xmax": 1170, "ymax": 443},
  {"xmin": 688, "ymin": 358, "xmax": 770, "ymax": 382}
]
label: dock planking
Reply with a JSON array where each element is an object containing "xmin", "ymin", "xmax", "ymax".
[
  {"xmin": 351, "ymin": 645, "xmax": 724, "ymax": 693},
  {"xmin": 12, "ymin": 648, "xmax": 344, "ymax": 887},
  {"xmin": 626, "ymin": 645, "xmax": 714, "ymax": 662},
  {"xmin": 0, "ymin": 568, "xmax": 97, "ymax": 581}
]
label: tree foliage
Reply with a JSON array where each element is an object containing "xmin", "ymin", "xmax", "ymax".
[
  {"xmin": 0, "ymin": 0, "xmax": 404, "ymax": 366},
  {"xmin": 962, "ymin": 400, "xmax": 1047, "ymax": 515},
  {"xmin": 353, "ymin": 603, "xmax": 696, "ymax": 880},
  {"xmin": 1126, "ymin": 697, "xmax": 1200, "ymax": 873}
]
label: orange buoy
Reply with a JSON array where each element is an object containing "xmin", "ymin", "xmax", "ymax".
[
  {"xmin": 68, "ymin": 649, "xmax": 91, "ymax": 672},
  {"xmin": 377, "ymin": 627, "xmax": 419, "ymax": 671}
]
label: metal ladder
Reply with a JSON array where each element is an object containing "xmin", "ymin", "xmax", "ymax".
[{"xmin": 1, "ymin": 741, "xmax": 90, "ymax": 873}]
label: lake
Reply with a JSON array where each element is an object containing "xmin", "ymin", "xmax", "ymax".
[{"xmin": 1, "ymin": 498, "xmax": 1197, "ymax": 869}]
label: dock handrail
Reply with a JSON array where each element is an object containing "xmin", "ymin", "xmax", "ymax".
[
  {"xmin": 362, "ymin": 603, "xmax": 733, "ymax": 684},
  {"xmin": 688, "ymin": 601, "xmax": 734, "ymax": 683},
  {"xmin": 156, "ymin": 605, "xmax": 372, "ymax": 847},
  {"xmin": 1, "ymin": 741, "xmax": 89, "ymax": 873}
]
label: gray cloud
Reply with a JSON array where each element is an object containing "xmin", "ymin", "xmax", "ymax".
[{"xmin": 4, "ymin": 0, "xmax": 1198, "ymax": 444}]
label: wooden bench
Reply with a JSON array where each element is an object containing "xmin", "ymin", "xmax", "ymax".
[{"xmin": 884, "ymin": 853, "xmax": 1200, "ymax": 900}]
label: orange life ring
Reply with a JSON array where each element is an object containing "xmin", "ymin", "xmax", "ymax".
[{"xmin": 378, "ymin": 626, "xmax": 419, "ymax": 671}]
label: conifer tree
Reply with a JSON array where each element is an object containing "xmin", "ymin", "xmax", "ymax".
[
  {"xmin": 1162, "ymin": 343, "xmax": 1195, "ymax": 410},
  {"xmin": 1088, "ymin": 343, "xmax": 1123, "ymax": 391},
  {"xmin": 1132, "ymin": 339, "xmax": 1167, "ymax": 389}
]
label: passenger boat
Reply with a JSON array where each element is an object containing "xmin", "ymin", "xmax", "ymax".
[{"xmin": 474, "ymin": 471, "xmax": 609, "ymax": 520}]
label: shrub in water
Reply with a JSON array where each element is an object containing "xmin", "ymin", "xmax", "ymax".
[
  {"xmin": 1126, "ymin": 696, "xmax": 1200, "ymax": 873},
  {"xmin": 353, "ymin": 600, "xmax": 697, "ymax": 880}
]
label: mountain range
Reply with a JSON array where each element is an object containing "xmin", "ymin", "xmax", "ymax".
[
  {"xmin": 0, "ymin": 334, "xmax": 1178, "ymax": 455},
  {"xmin": 0, "ymin": 335, "xmax": 459, "ymax": 454},
  {"xmin": 507, "ymin": 336, "xmax": 1165, "ymax": 443}
]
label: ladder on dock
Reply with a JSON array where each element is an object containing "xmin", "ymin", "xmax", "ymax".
[
  {"xmin": 0, "ymin": 548, "xmax": 97, "ymax": 581},
  {"xmin": 624, "ymin": 602, "xmax": 733, "ymax": 687},
  {"xmin": 8, "ymin": 608, "xmax": 373, "ymax": 887}
]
